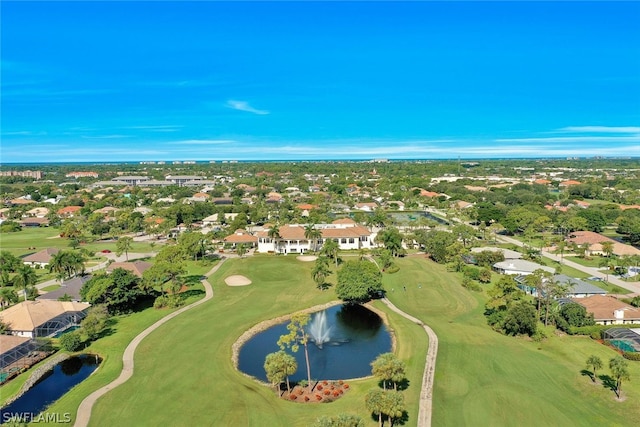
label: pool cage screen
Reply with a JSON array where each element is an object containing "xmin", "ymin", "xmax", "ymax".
[{"xmin": 603, "ymin": 328, "xmax": 640, "ymax": 353}]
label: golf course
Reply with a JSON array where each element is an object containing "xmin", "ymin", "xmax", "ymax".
[{"xmin": 11, "ymin": 254, "xmax": 640, "ymax": 426}]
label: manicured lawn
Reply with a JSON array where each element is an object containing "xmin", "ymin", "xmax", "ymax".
[
  {"xmin": 385, "ymin": 255, "xmax": 639, "ymax": 427},
  {"xmin": 27, "ymin": 254, "xmax": 640, "ymax": 426},
  {"xmin": 0, "ymin": 228, "xmax": 163, "ymax": 258},
  {"xmin": 83, "ymin": 256, "xmax": 427, "ymax": 426},
  {"xmin": 0, "ymin": 260, "xmax": 210, "ymax": 410}
]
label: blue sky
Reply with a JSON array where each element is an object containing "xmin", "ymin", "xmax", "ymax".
[{"xmin": 2, "ymin": 1, "xmax": 639, "ymax": 163}]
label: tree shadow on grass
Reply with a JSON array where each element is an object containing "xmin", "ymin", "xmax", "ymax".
[
  {"xmin": 183, "ymin": 275, "xmax": 204, "ymax": 286},
  {"xmin": 580, "ymin": 369, "xmax": 595, "ymax": 382},
  {"xmin": 376, "ymin": 379, "xmax": 411, "ymax": 391},
  {"xmin": 179, "ymin": 289, "xmax": 205, "ymax": 300},
  {"xmin": 599, "ymin": 374, "xmax": 617, "ymax": 393}
]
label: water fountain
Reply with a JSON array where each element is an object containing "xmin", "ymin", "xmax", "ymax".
[
  {"xmin": 238, "ymin": 304, "xmax": 391, "ymax": 382},
  {"xmin": 307, "ymin": 310, "xmax": 332, "ymax": 349}
]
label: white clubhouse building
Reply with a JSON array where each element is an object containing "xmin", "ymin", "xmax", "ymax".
[{"xmin": 256, "ymin": 218, "xmax": 375, "ymax": 254}]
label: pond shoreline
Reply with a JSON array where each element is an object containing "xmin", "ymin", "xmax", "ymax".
[{"xmin": 231, "ymin": 299, "xmax": 396, "ymax": 384}]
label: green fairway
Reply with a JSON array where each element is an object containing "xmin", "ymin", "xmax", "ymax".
[
  {"xmin": 36, "ymin": 254, "xmax": 639, "ymax": 426},
  {"xmin": 0, "ymin": 228, "xmax": 161, "ymax": 258},
  {"xmin": 80, "ymin": 256, "xmax": 426, "ymax": 426},
  {"xmin": 384, "ymin": 255, "xmax": 639, "ymax": 427}
]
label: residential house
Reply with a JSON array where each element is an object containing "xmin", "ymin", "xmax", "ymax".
[
  {"xmin": 224, "ymin": 229, "xmax": 259, "ymax": 248},
  {"xmin": 354, "ymin": 202, "xmax": 378, "ymax": 212},
  {"xmin": 106, "ymin": 261, "xmax": 152, "ymax": 278},
  {"xmin": 19, "ymin": 217, "xmax": 50, "ymax": 228},
  {"xmin": 0, "ymin": 300, "xmax": 90, "ymax": 338},
  {"xmin": 574, "ymin": 295, "xmax": 640, "ymax": 325},
  {"xmin": 56, "ymin": 206, "xmax": 82, "ymax": 217},
  {"xmin": 37, "ymin": 275, "xmax": 93, "ymax": 302},
  {"xmin": 22, "ymin": 248, "xmax": 60, "ymax": 268},
  {"xmin": 25, "ymin": 207, "xmax": 49, "ymax": 218},
  {"xmin": 515, "ymin": 274, "xmax": 606, "ymax": 298},
  {"xmin": 493, "ymin": 259, "xmax": 555, "ymax": 276},
  {"xmin": 566, "ymin": 231, "xmax": 640, "ymax": 257}
]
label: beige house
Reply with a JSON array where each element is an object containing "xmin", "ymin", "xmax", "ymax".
[
  {"xmin": 574, "ymin": 295, "xmax": 640, "ymax": 325},
  {"xmin": 567, "ymin": 231, "xmax": 640, "ymax": 257},
  {"xmin": 22, "ymin": 248, "xmax": 60, "ymax": 268},
  {"xmin": 0, "ymin": 300, "xmax": 90, "ymax": 338}
]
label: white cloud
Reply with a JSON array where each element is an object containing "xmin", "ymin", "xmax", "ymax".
[
  {"xmin": 168, "ymin": 139, "xmax": 234, "ymax": 145},
  {"xmin": 557, "ymin": 126, "xmax": 640, "ymax": 134},
  {"xmin": 226, "ymin": 100, "xmax": 269, "ymax": 115},
  {"xmin": 495, "ymin": 135, "xmax": 640, "ymax": 144},
  {"xmin": 81, "ymin": 134, "xmax": 133, "ymax": 139}
]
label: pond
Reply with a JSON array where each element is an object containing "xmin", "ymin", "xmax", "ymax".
[
  {"xmin": 238, "ymin": 304, "xmax": 392, "ymax": 382},
  {"xmin": 1, "ymin": 354, "xmax": 101, "ymax": 423}
]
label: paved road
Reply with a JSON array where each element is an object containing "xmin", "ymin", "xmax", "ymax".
[
  {"xmin": 496, "ymin": 235, "xmax": 640, "ymax": 295},
  {"xmin": 425, "ymin": 207, "xmax": 640, "ymax": 295},
  {"xmin": 73, "ymin": 257, "xmax": 225, "ymax": 427},
  {"xmin": 35, "ymin": 252, "xmax": 156, "ymax": 291},
  {"xmin": 382, "ymin": 298, "xmax": 438, "ymax": 427}
]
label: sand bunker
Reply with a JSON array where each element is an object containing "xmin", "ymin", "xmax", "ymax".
[
  {"xmin": 297, "ymin": 255, "xmax": 318, "ymax": 262},
  {"xmin": 225, "ymin": 275, "xmax": 252, "ymax": 286}
]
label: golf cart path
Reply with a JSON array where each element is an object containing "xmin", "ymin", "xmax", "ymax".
[
  {"xmin": 382, "ymin": 298, "xmax": 438, "ymax": 427},
  {"xmin": 73, "ymin": 258, "xmax": 225, "ymax": 427}
]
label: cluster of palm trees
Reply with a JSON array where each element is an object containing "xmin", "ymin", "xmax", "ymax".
[{"xmin": 48, "ymin": 250, "xmax": 87, "ymax": 283}]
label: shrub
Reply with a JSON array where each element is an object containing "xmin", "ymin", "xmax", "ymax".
[
  {"xmin": 569, "ymin": 325, "xmax": 609, "ymax": 337},
  {"xmin": 343, "ymin": 384, "xmax": 349, "ymax": 389},
  {"xmin": 385, "ymin": 265, "xmax": 400, "ymax": 274},
  {"xmin": 59, "ymin": 330, "xmax": 83, "ymax": 352},
  {"xmin": 304, "ymin": 396, "xmax": 310, "ymax": 401},
  {"xmin": 289, "ymin": 394, "xmax": 297, "ymax": 400},
  {"xmin": 316, "ymin": 394, "xmax": 322, "ymax": 401},
  {"xmin": 317, "ymin": 384, "xmax": 323, "ymax": 391},
  {"xmin": 622, "ymin": 352, "xmax": 640, "ymax": 361},
  {"xmin": 323, "ymin": 389, "xmax": 331, "ymax": 395}
]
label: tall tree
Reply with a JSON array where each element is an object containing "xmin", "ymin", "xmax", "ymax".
[
  {"xmin": 49, "ymin": 250, "xmax": 86, "ymax": 281},
  {"xmin": 277, "ymin": 312, "xmax": 312, "ymax": 390},
  {"xmin": 375, "ymin": 227, "xmax": 404, "ymax": 256},
  {"xmin": 304, "ymin": 223, "xmax": 322, "ymax": 253},
  {"xmin": 609, "ymin": 356, "xmax": 630, "ymax": 399},
  {"xmin": 364, "ymin": 389, "xmax": 385, "ymax": 427},
  {"xmin": 312, "ymin": 257, "xmax": 332, "ymax": 290},
  {"xmin": 585, "ymin": 355, "xmax": 603, "ymax": 383},
  {"xmin": 116, "ymin": 236, "xmax": 133, "ymax": 261},
  {"xmin": 336, "ymin": 260, "xmax": 383, "ymax": 304},
  {"xmin": 600, "ymin": 241, "xmax": 614, "ymax": 258},
  {"xmin": 13, "ymin": 264, "xmax": 38, "ymax": 301},
  {"xmin": 371, "ymin": 353, "xmax": 406, "ymax": 391},
  {"xmin": 268, "ymin": 225, "xmax": 282, "ymax": 254},
  {"xmin": 321, "ymin": 238, "xmax": 340, "ymax": 268},
  {"xmin": 264, "ymin": 350, "xmax": 298, "ymax": 394}
]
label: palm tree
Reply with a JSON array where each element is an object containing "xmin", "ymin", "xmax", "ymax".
[
  {"xmin": 312, "ymin": 258, "xmax": 331, "ymax": 290},
  {"xmin": 13, "ymin": 264, "xmax": 38, "ymax": 301},
  {"xmin": 304, "ymin": 223, "xmax": 322, "ymax": 253},
  {"xmin": 116, "ymin": 236, "xmax": 133, "ymax": 261},
  {"xmin": 236, "ymin": 243, "xmax": 247, "ymax": 258},
  {"xmin": 321, "ymin": 238, "xmax": 339, "ymax": 268},
  {"xmin": 601, "ymin": 241, "xmax": 614, "ymax": 258},
  {"xmin": 585, "ymin": 355, "xmax": 603, "ymax": 383},
  {"xmin": 49, "ymin": 250, "xmax": 87, "ymax": 282},
  {"xmin": 268, "ymin": 225, "xmax": 282, "ymax": 254},
  {"xmin": 609, "ymin": 356, "xmax": 630, "ymax": 398},
  {"xmin": 0, "ymin": 286, "xmax": 19, "ymax": 308}
]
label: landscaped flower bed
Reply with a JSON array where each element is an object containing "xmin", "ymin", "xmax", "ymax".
[{"xmin": 280, "ymin": 380, "xmax": 351, "ymax": 403}]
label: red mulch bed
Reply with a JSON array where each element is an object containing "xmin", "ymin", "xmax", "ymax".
[{"xmin": 280, "ymin": 380, "xmax": 351, "ymax": 403}]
